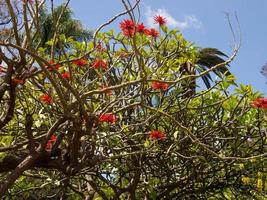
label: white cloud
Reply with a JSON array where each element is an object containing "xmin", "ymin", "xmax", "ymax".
[{"xmin": 145, "ymin": 6, "xmax": 202, "ymax": 30}]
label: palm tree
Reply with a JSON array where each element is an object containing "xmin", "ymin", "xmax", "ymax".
[
  {"xmin": 181, "ymin": 48, "xmax": 231, "ymax": 97},
  {"xmin": 38, "ymin": 5, "xmax": 92, "ymax": 47}
]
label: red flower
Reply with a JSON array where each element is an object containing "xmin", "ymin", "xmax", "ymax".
[
  {"xmin": 136, "ymin": 23, "xmax": 147, "ymax": 34},
  {"xmin": 150, "ymin": 130, "xmax": 166, "ymax": 140},
  {"xmin": 92, "ymin": 59, "xmax": 108, "ymax": 70},
  {"xmin": 120, "ymin": 19, "xmax": 134, "ymax": 30},
  {"xmin": 73, "ymin": 58, "xmax": 88, "ymax": 67},
  {"xmin": 47, "ymin": 60, "xmax": 60, "ymax": 71},
  {"xmin": 153, "ymin": 15, "xmax": 167, "ymax": 26},
  {"xmin": 50, "ymin": 134, "xmax": 57, "ymax": 142},
  {"xmin": 61, "ymin": 72, "xmax": 71, "ymax": 80},
  {"xmin": 99, "ymin": 113, "xmax": 116, "ymax": 123},
  {"xmin": 151, "ymin": 81, "xmax": 169, "ymax": 90},
  {"xmin": 146, "ymin": 28, "xmax": 159, "ymax": 38},
  {"xmin": 40, "ymin": 94, "xmax": 53, "ymax": 104},
  {"xmin": 120, "ymin": 19, "xmax": 135, "ymax": 37},
  {"xmin": 251, "ymin": 98, "xmax": 267, "ymax": 109},
  {"xmin": 45, "ymin": 134, "xmax": 57, "ymax": 150},
  {"xmin": 12, "ymin": 78, "xmax": 25, "ymax": 85},
  {"xmin": 46, "ymin": 141, "xmax": 53, "ymax": 150}
]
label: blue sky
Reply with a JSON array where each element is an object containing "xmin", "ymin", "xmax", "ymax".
[{"xmin": 55, "ymin": 0, "xmax": 267, "ymax": 94}]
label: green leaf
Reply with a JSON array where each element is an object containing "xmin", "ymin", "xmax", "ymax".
[
  {"xmin": 144, "ymin": 139, "xmax": 150, "ymax": 148},
  {"xmin": 45, "ymin": 40, "xmax": 54, "ymax": 46},
  {"xmin": 161, "ymin": 25, "xmax": 168, "ymax": 34},
  {"xmin": 35, "ymin": 120, "xmax": 42, "ymax": 128},
  {"xmin": 173, "ymin": 131, "xmax": 179, "ymax": 139}
]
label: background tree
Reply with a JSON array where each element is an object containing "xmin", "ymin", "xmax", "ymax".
[
  {"xmin": 181, "ymin": 47, "xmax": 231, "ymax": 97},
  {"xmin": 38, "ymin": 4, "xmax": 92, "ymax": 47}
]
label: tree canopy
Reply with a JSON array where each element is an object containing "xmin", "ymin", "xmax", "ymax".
[{"xmin": 0, "ymin": 0, "xmax": 266, "ymax": 199}]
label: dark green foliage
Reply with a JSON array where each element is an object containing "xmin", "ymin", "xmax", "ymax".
[
  {"xmin": 39, "ymin": 5, "xmax": 92, "ymax": 47},
  {"xmin": 196, "ymin": 48, "xmax": 231, "ymax": 88}
]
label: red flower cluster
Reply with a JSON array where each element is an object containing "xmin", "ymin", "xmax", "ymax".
[
  {"xmin": 120, "ymin": 19, "xmax": 135, "ymax": 37},
  {"xmin": 73, "ymin": 58, "xmax": 88, "ymax": 67},
  {"xmin": 47, "ymin": 60, "xmax": 60, "ymax": 71},
  {"xmin": 154, "ymin": 15, "xmax": 167, "ymax": 26},
  {"xmin": 150, "ymin": 130, "xmax": 166, "ymax": 140},
  {"xmin": 120, "ymin": 19, "xmax": 160, "ymax": 38},
  {"xmin": 61, "ymin": 72, "xmax": 71, "ymax": 80},
  {"xmin": 12, "ymin": 78, "xmax": 25, "ymax": 85},
  {"xmin": 92, "ymin": 59, "xmax": 108, "ymax": 70},
  {"xmin": 136, "ymin": 23, "xmax": 146, "ymax": 34},
  {"xmin": 146, "ymin": 28, "xmax": 159, "ymax": 38},
  {"xmin": 251, "ymin": 98, "xmax": 267, "ymax": 109},
  {"xmin": 40, "ymin": 94, "xmax": 53, "ymax": 104},
  {"xmin": 151, "ymin": 81, "xmax": 169, "ymax": 90},
  {"xmin": 46, "ymin": 134, "xmax": 57, "ymax": 150},
  {"xmin": 99, "ymin": 113, "xmax": 116, "ymax": 123}
]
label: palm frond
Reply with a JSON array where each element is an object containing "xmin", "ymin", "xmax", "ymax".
[{"xmin": 196, "ymin": 47, "xmax": 232, "ymax": 88}]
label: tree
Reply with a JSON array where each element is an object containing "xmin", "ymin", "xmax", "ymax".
[
  {"xmin": 38, "ymin": 4, "xmax": 92, "ymax": 47},
  {"xmin": 181, "ymin": 47, "xmax": 231, "ymax": 97},
  {"xmin": 0, "ymin": 0, "xmax": 266, "ymax": 199}
]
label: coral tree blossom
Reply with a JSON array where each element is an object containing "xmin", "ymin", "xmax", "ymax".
[
  {"xmin": 119, "ymin": 19, "xmax": 161, "ymax": 38},
  {"xmin": 120, "ymin": 19, "xmax": 135, "ymax": 37},
  {"xmin": 47, "ymin": 60, "xmax": 60, "ymax": 71},
  {"xmin": 92, "ymin": 59, "xmax": 108, "ymax": 70},
  {"xmin": 146, "ymin": 28, "xmax": 159, "ymax": 38},
  {"xmin": 99, "ymin": 113, "xmax": 116, "ymax": 123},
  {"xmin": 136, "ymin": 23, "xmax": 147, "ymax": 34},
  {"xmin": 61, "ymin": 72, "xmax": 71, "ymax": 80},
  {"xmin": 251, "ymin": 98, "xmax": 267, "ymax": 109},
  {"xmin": 46, "ymin": 134, "xmax": 57, "ymax": 150},
  {"xmin": 73, "ymin": 58, "xmax": 88, "ymax": 67},
  {"xmin": 150, "ymin": 130, "xmax": 166, "ymax": 140},
  {"xmin": 40, "ymin": 94, "xmax": 53, "ymax": 104},
  {"xmin": 151, "ymin": 81, "xmax": 169, "ymax": 90},
  {"xmin": 154, "ymin": 15, "xmax": 167, "ymax": 26},
  {"xmin": 12, "ymin": 78, "xmax": 25, "ymax": 85}
]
